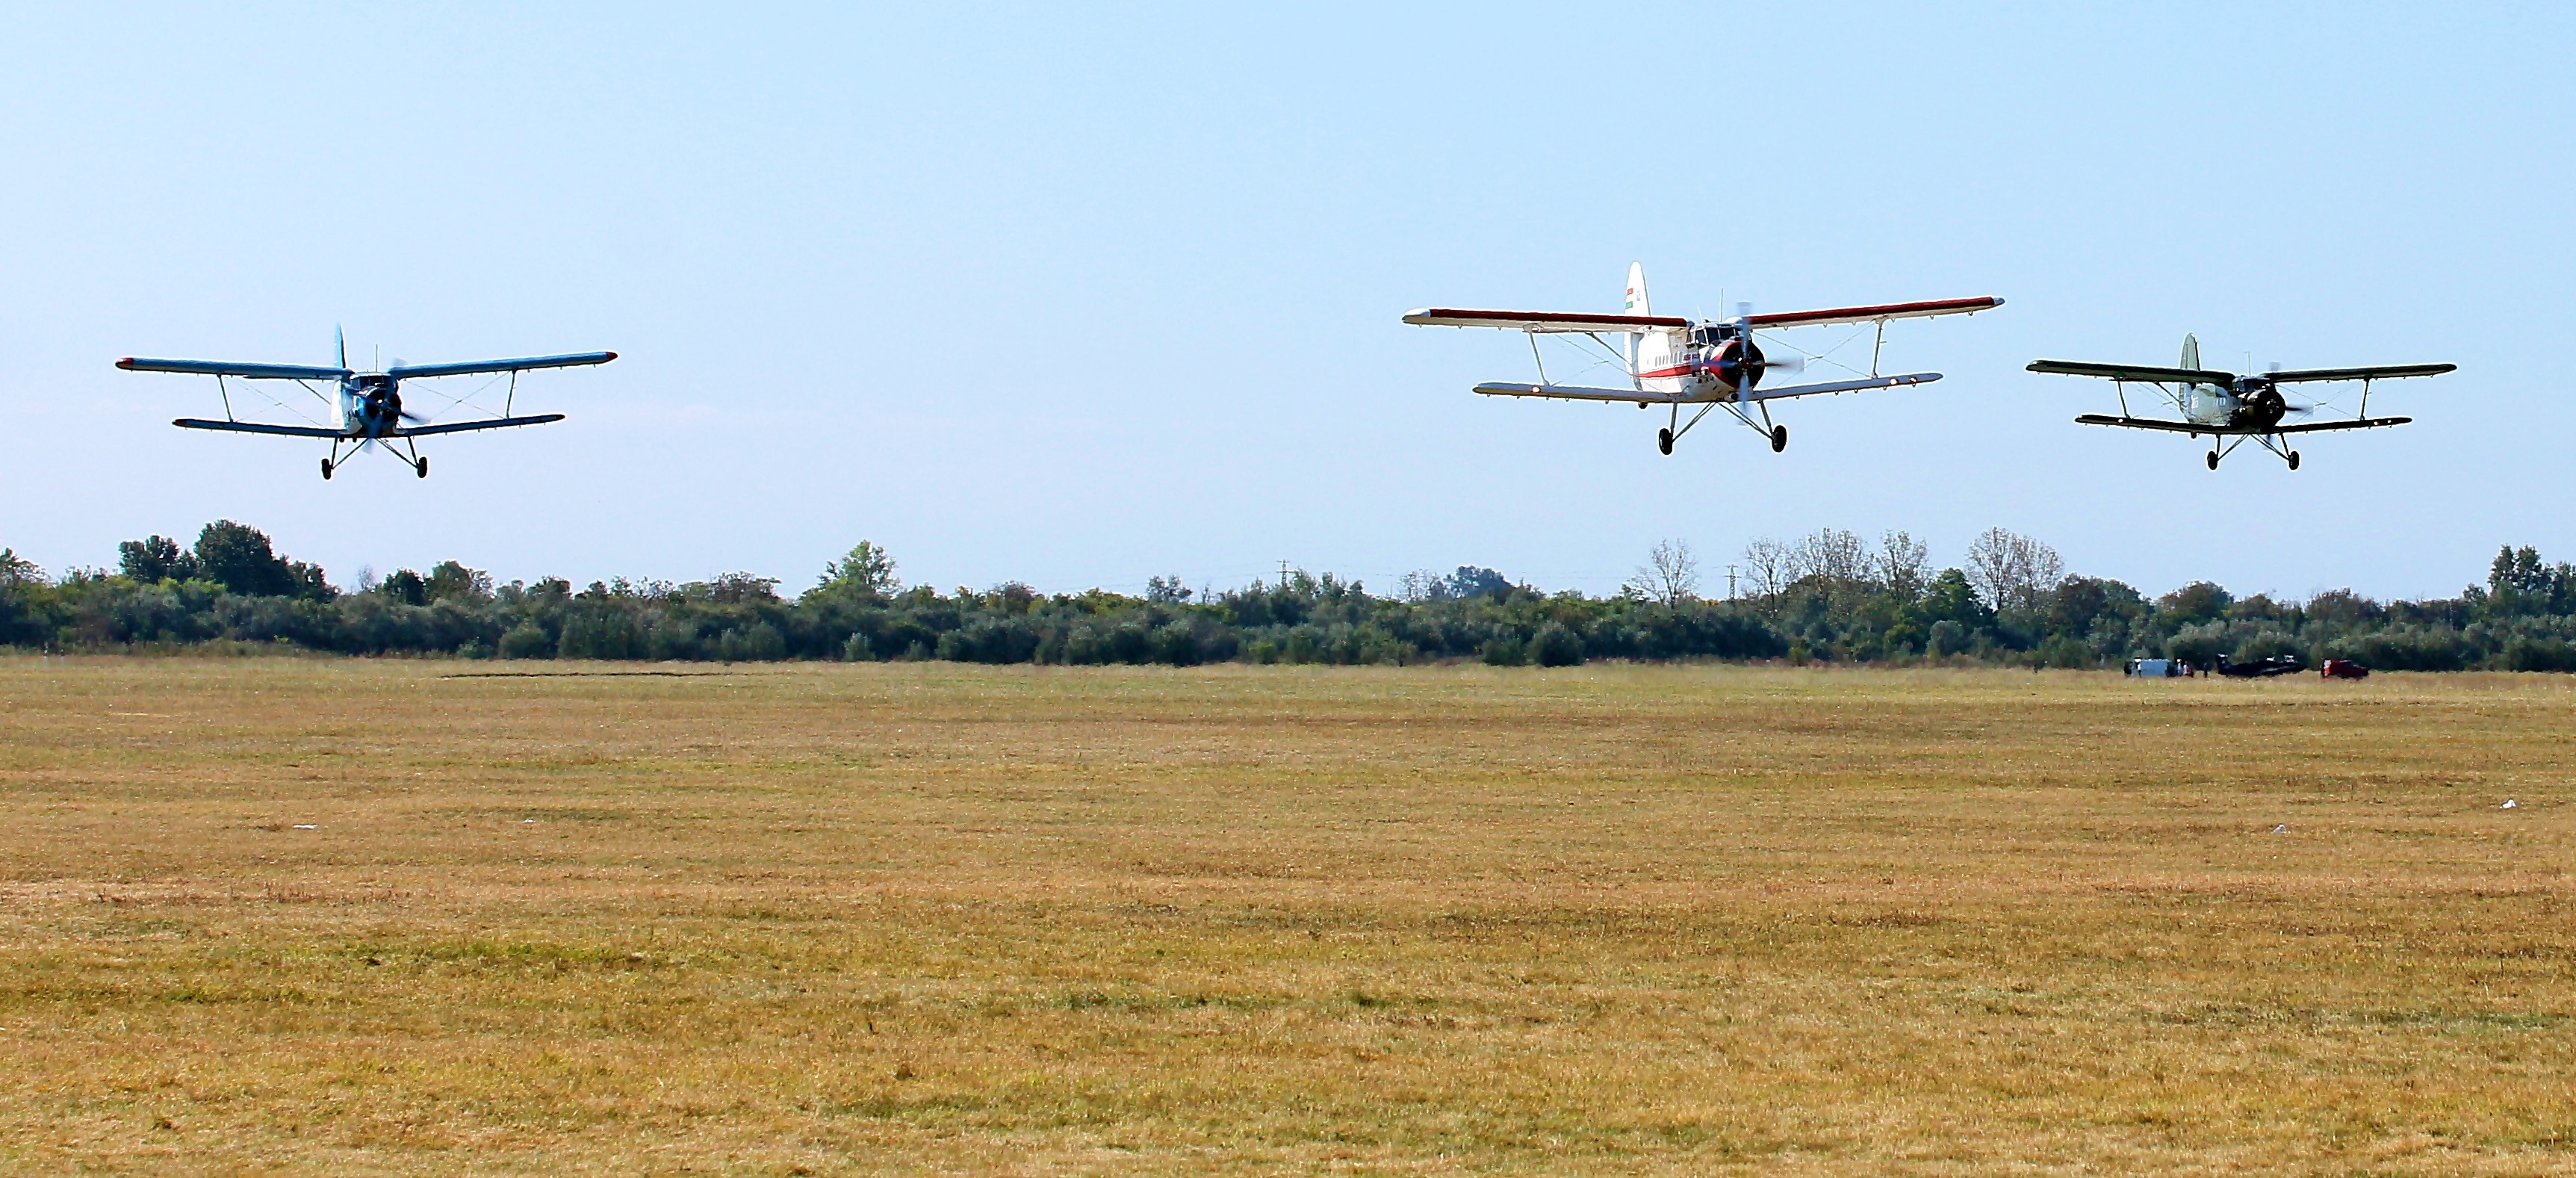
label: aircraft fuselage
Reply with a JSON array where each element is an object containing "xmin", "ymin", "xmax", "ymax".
[
  {"xmin": 339, "ymin": 373, "xmax": 406, "ymax": 438},
  {"xmin": 1636, "ymin": 322, "xmax": 1769, "ymax": 400},
  {"xmin": 2184, "ymin": 376, "xmax": 2289, "ymax": 433}
]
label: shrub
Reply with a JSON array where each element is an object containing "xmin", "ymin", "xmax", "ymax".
[
  {"xmin": 1531, "ymin": 622, "xmax": 1584, "ymax": 666},
  {"xmin": 497, "ymin": 623, "xmax": 554, "ymax": 660}
]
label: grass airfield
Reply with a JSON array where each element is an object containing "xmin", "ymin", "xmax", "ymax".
[{"xmin": 0, "ymin": 658, "xmax": 2570, "ymax": 1175}]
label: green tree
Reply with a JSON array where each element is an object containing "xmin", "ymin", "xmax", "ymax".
[
  {"xmin": 816, "ymin": 542, "xmax": 900, "ymax": 598},
  {"xmin": 117, "ymin": 536, "xmax": 196, "ymax": 583},
  {"xmin": 190, "ymin": 521, "xmax": 332, "ymax": 599},
  {"xmin": 424, "ymin": 560, "xmax": 492, "ymax": 602}
]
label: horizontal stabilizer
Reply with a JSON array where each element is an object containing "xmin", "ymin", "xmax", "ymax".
[
  {"xmin": 388, "ymin": 353, "xmax": 617, "ymax": 379},
  {"xmin": 2032, "ymin": 360, "xmax": 2235, "ymax": 384},
  {"xmin": 1748, "ymin": 297, "xmax": 2002, "ymax": 330},
  {"xmin": 2073, "ymin": 414, "xmax": 2412, "ymax": 435},
  {"xmin": 2265, "ymin": 363, "xmax": 2455, "ymax": 383},
  {"xmin": 1405, "ymin": 309, "xmax": 1687, "ymax": 333},
  {"xmin": 1473, "ymin": 372, "xmax": 1939, "ymax": 405},
  {"xmin": 393, "ymin": 414, "xmax": 567, "ymax": 437},
  {"xmin": 125, "ymin": 358, "xmax": 351, "ymax": 380},
  {"xmin": 173, "ymin": 418, "xmax": 345, "ymax": 438}
]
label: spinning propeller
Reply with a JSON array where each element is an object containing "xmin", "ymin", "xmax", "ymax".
[{"xmin": 1715, "ymin": 302, "xmax": 1804, "ymax": 391}]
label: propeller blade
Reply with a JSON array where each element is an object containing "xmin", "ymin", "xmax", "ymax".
[{"xmin": 1761, "ymin": 354, "xmax": 1805, "ymax": 374}]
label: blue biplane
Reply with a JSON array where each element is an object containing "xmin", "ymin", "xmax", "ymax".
[{"xmin": 117, "ymin": 329, "xmax": 615, "ymax": 479}]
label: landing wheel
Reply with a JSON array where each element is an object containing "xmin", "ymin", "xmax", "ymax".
[
  {"xmin": 1769, "ymin": 424, "xmax": 1788, "ymax": 453},
  {"xmin": 1656, "ymin": 427, "xmax": 1672, "ymax": 455},
  {"xmin": 2206, "ymin": 449, "xmax": 2220, "ymax": 471},
  {"xmin": 2287, "ymin": 450, "xmax": 2300, "ymax": 471},
  {"xmin": 414, "ymin": 456, "xmax": 429, "ymax": 479},
  {"xmin": 320, "ymin": 458, "xmax": 334, "ymax": 480}
]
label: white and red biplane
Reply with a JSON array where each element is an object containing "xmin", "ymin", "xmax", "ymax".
[{"xmin": 1404, "ymin": 264, "xmax": 2001, "ymax": 454}]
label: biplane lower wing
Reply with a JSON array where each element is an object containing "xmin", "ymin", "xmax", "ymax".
[
  {"xmin": 1474, "ymin": 373, "xmax": 1940, "ymax": 404},
  {"xmin": 173, "ymin": 414, "xmax": 567, "ymax": 439},
  {"xmin": 2073, "ymin": 414, "xmax": 2413, "ymax": 435},
  {"xmin": 174, "ymin": 418, "xmax": 345, "ymax": 438},
  {"xmin": 394, "ymin": 414, "xmax": 567, "ymax": 437}
]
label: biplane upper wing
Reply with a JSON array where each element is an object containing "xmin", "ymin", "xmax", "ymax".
[
  {"xmin": 386, "ymin": 353, "xmax": 617, "ymax": 379},
  {"xmin": 2073, "ymin": 414, "xmax": 2414, "ymax": 434},
  {"xmin": 1474, "ymin": 373, "xmax": 1941, "ymax": 404},
  {"xmin": 122, "ymin": 358, "xmax": 352, "ymax": 380},
  {"xmin": 1746, "ymin": 297, "xmax": 2002, "ymax": 330},
  {"xmin": 1403, "ymin": 309, "xmax": 1687, "ymax": 333},
  {"xmin": 2030, "ymin": 360, "xmax": 2236, "ymax": 384},
  {"xmin": 391, "ymin": 414, "xmax": 568, "ymax": 437},
  {"xmin": 173, "ymin": 418, "xmax": 346, "ymax": 438},
  {"xmin": 2264, "ymin": 363, "xmax": 2456, "ymax": 383}
]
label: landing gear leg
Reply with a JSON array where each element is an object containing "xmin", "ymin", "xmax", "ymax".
[
  {"xmin": 1657, "ymin": 427, "xmax": 1673, "ymax": 455},
  {"xmin": 1771, "ymin": 424, "xmax": 1788, "ymax": 453}
]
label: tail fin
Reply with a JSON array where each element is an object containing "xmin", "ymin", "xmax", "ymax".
[
  {"xmin": 1627, "ymin": 262, "xmax": 1680, "ymax": 393},
  {"xmin": 337, "ymin": 325, "xmax": 347, "ymax": 370},
  {"xmin": 2181, "ymin": 332, "xmax": 2200, "ymax": 371}
]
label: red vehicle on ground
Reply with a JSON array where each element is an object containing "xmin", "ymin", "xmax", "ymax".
[{"xmin": 2321, "ymin": 659, "xmax": 2371, "ymax": 680}]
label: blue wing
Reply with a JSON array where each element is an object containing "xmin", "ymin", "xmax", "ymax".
[
  {"xmin": 387, "ymin": 353, "xmax": 616, "ymax": 379},
  {"xmin": 125, "ymin": 358, "xmax": 351, "ymax": 380},
  {"xmin": 393, "ymin": 414, "xmax": 567, "ymax": 436},
  {"xmin": 174, "ymin": 418, "xmax": 346, "ymax": 438}
]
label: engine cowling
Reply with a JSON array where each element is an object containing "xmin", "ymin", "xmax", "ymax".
[{"xmin": 1714, "ymin": 336, "xmax": 1765, "ymax": 391}]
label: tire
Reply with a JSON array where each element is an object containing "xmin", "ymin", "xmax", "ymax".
[
  {"xmin": 1770, "ymin": 424, "xmax": 1788, "ymax": 453},
  {"xmin": 2287, "ymin": 450, "xmax": 2300, "ymax": 471},
  {"xmin": 2206, "ymin": 450, "xmax": 2220, "ymax": 470},
  {"xmin": 320, "ymin": 459, "xmax": 333, "ymax": 480},
  {"xmin": 1657, "ymin": 427, "xmax": 1672, "ymax": 455},
  {"xmin": 415, "ymin": 456, "xmax": 429, "ymax": 479}
]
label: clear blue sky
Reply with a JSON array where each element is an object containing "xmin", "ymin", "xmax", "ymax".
[{"xmin": 3, "ymin": 4, "xmax": 2569, "ymax": 602}]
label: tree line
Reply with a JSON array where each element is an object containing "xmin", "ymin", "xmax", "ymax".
[{"xmin": 4, "ymin": 521, "xmax": 2575, "ymax": 672}]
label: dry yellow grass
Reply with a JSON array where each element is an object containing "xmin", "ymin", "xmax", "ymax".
[{"xmin": 0, "ymin": 657, "xmax": 2570, "ymax": 1175}]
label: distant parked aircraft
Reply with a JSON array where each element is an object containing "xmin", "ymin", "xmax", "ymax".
[
  {"xmin": 2029, "ymin": 334, "xmax": 2454, "ymax": 470},
  {"xmin": 117, "ymin": 329, "xmax": 615, "ymax": 479},
  {"xmin": 1404, "ymin": 263, "xmax": 2002, "ymax": 455}
]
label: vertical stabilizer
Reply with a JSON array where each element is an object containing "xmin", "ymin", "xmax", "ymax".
[
  {"xmin": 1629, "ymin": 263, "xmax": 1679, "ymax": 393},
  {"xmin": 2180, "ymin": 333, "xmax": 2201, "ymax": 371}
]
